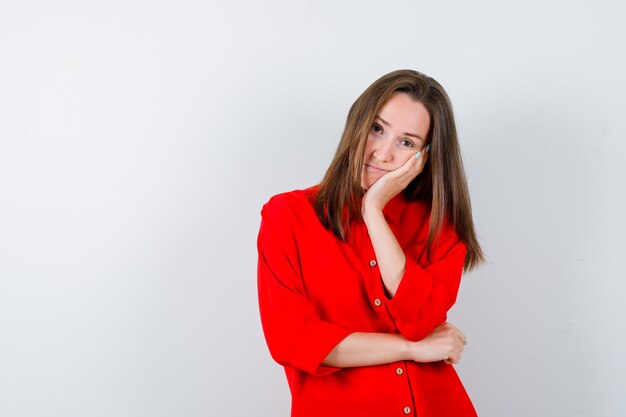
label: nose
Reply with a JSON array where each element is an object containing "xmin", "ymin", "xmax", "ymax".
[{"xmin": 372, "ymin": 138, "xmax": 393, "ymax": 163}]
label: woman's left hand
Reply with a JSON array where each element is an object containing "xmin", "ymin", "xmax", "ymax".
[{"xmin": 362, "ymin": 146, "xmax": 429, "ymax": 215}]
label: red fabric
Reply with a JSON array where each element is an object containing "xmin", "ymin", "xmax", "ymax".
[{"xmin": 257, "ymin": 184, "xmax": 478, "ymax": 417}]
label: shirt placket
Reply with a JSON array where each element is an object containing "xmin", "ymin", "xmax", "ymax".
[{"xmin": 355, "ymin": 220, "xmax": 417, "ymax": 416}]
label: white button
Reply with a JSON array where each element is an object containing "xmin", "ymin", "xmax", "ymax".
[
  {"xmin": 369, "ymin": 259, "xmax": 377, "ymax": 267},
  {"xmin": 374, "ymin": 298, "xmax": 382, "ymax": 306},
  {"xmin": 395, "ymin": 367, "xmax": 403, "ymax": 375},
  {"xmin": 403, "ymin": 406, "xmax": 411, "ymax": 414}
]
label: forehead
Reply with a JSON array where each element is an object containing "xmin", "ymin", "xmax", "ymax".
[{"xmin": 377, "ymin": 93, "xmax": 430, "ymax": 134}]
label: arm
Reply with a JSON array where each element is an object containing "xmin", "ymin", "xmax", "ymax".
[
  {"xmin": 364, "ymin": 199, "xmax": 468, "ymax": 341},
  {"xmin": 257, "ymin": 201, "xmax": 352, "ymax": 376},
  {"xmin": 360, "ymin": 145, "xmax": 430, "ymax": 299},
  {"xmin": 362, "ymin": 148, "xmax": 468, "ymax": 342},
  {"xmin": 258, "ymin": 197, "xmax": 465, "ymax": 375},
  {"xmin": 361, "ymin": 208, "xmax": 405, "ymax": 297},
  {"xmin": 322, "ymin": 332, "xmax": 413, "ymax": 367},
  {"xmin": 385, "ymin": 224, "xmax": 467, "ymax": 342},
  {"xmin": 322, "ymin": 324, "xmax": 467, "ymax": 367}
]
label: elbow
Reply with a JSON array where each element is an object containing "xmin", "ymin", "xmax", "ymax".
[{"xmin": 264, "ymin": 336, "xmax": 296, "ymax": 368}]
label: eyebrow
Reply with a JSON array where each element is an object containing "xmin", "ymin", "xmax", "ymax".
[{"xmin": 374, "ymin": 115, "xmax": 425, "ymax": 141}]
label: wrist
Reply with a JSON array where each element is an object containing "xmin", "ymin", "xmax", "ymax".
[
  {"xmin": 397, "ymin": 335, "xmax": 418, "ymax": 362},
  {"xmin": 408, "ymin": 340, "xmax": 424, "ymax": 362},
  {"xmin": 361, "ymin": 203, "xmax": 384, "ymax": 224}
]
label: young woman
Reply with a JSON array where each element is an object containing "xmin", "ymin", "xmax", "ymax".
[{"xmin": 257, "ymin": 69, "xmax": 485, "ymax": 417}]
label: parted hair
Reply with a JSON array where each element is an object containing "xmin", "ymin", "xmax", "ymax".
[{"xmin": 312, "ymin": 69, "xmax": 485, "ymax": 272}]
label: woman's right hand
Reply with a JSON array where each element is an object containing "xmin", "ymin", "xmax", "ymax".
[{"xmin": 410, "ymin": 322, "xmax": 467, "ymax": 365}]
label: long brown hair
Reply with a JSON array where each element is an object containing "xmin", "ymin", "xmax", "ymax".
[{"xmin": 313, "ymin": 69, "xmax": 485, "ymax": 272}]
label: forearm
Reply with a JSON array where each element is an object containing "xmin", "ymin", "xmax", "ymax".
[
  {"xmin": 321, "ymin": 324, "xmax": 467, "ymax": 368},
  {"xmin": 321, "ymin": 332, "xmax": 413, "ymax": 367},
  {"xmin": 362, "ymin": 208, "xmax": 405, "ymax": 297}
]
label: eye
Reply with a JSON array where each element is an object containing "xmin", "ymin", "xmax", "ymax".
[
  {"xmin": 399, "ymin": 139, "xmax": 415, "ymax": 148},
  {"xmin": 371, "ymin": 123, "xmax": 383, "ymax": 134}
]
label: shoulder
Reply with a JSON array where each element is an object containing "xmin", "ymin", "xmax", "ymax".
[{"xmin": 261, "ymin": 184, "xmax": 319, "ymax": 220}]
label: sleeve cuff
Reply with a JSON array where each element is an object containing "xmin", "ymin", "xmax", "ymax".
[
  {"xmin": 290, "ymin": 321, "xmax": 353, "ymax": 376},
  {"xmin": 385, "ymin": 257, "xmax": 432, "ymax": 320}
]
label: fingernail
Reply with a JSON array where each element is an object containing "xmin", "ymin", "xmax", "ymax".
[
  {"xmin": 414, "ymin": 151, "xmax": 421, "ymax": 159},
  {"xmin": 425, "ymin": 144, "xmax": 430, "ymax": 153}
]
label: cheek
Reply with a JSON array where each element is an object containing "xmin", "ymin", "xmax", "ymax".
[{"xmin": 363, "ymin": 138, "xmax": 374, "ymax": 155}]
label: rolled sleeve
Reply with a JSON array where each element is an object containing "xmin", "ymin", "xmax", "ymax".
[
  {"xmin": 257, "ymin": 200, "xmax": 353, "ymax": 376},
  {"xmin": 384, "ymin": 227, "xmax": 467, "ymax": 342}
]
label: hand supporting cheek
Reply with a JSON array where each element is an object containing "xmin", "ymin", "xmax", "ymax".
[{"xmin": 362, "ymin": 144, "xmax": 430, "ymax": 215}]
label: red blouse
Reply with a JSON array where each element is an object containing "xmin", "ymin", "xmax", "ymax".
[{"xmin": 256, "ymin": 184, "xmax": 477, "ymax": 417}]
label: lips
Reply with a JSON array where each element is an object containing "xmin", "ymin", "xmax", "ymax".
[{"xmin": 365, "ymin": 164, "xmax": 389, "ymax": 172}]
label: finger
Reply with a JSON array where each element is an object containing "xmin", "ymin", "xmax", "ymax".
[
  {"xmin": 412, "ymin": 149, "xmax": 428, "ymax": 168},
  {"xmin": 389, "ymin": 155, "xmax": 419, "ymax": 179},
  {"xmin": 444, "ymin": 353, "xmax": 459, "ymax": 365},
  {"xmin": 414, "ymin": 143, "xmax": 430, "ymax": 160},
  {"xmin": 445, "ymin": 323, "xmax": 465, "ymax": 342},
  {"xmin": 420, "ymin": 151, "xmax": 429, "ymax": 168},
  {"xmin": 454, "ymin": 338, "xmax": 464, "ymax": 353},
  {"xmin": 455, "ymin": 333, "xmax": 467, "ymax": 348},
  {"xmin": 414, "ymin": 142, "xmax": 430, "ymax": 158},
  {"xmin": 393, "ymin": 154, "xmax": 425, "ymax": 185},
  {"xmin": 397, "ymin": 150, "xmax": 421, "ymax": 172},
  {"xmin": 456, "ymin": 329, "xmax": 467, "ymax": 346},
  {"xmin": 454, "ymin": 331, "xmax": 465, "ymax": 346},
  {"xmin": 418, "ymin": 144, "xmax": 430, "ymax": 167}
]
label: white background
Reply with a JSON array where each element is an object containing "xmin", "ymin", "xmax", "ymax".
[{"xmin": 1, "ymin": 1, "xmax": 625, "ymax": 416}]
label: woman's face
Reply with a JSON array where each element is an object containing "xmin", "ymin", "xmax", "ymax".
[{"xmin": 361, "ymin": 92, "xmax": 431, "ymax": 190}]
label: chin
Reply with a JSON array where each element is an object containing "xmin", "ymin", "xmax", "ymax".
[
  {"xmin": 361, "ymin": 170, "xmax": 381, "ymax": 190},
  {"xmin": 361, "ymin": 178, "xmax": 377, "ymax": 190}
]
